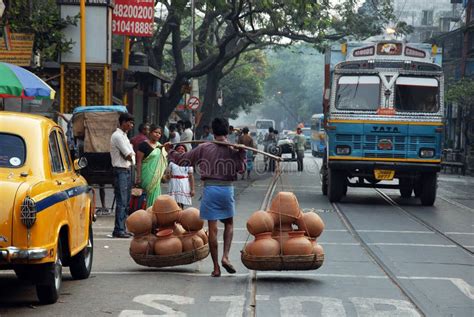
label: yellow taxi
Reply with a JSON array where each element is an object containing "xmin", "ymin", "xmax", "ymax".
[{"xmin": 0, "ymin": 112, "xmax": 94, "ymax": 304}]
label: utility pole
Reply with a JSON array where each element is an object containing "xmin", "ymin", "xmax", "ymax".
[
  {"xmin": 461, "ymin": 0, "xmax": 472, "ymax": 77},
  {"xmin": 80, "ymin": 0, "xmax": 86, "ymax": 106}
]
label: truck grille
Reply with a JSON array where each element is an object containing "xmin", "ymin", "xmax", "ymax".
[{"xmin": 335, "ymin": 134, "xmax": 436, "ymax": 159}]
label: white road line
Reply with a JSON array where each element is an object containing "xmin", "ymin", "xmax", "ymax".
[
  {"xmin": 93, "ymin": 228, "xmax": 440, "ymax": 234},
  {"xmin": 445, "ymin": 232, "xmax": 474, "ymax": 235},
  {"xmin": 398, "ymin": 277, "xmax": 474, "ymax": 301},
  {"xmin": 357, "ymin": 230, "xmax": 433, "ymax": 234},
  {"xmin": 438, "ymin": 195, "xmax": 474, "ymax": 213},
  {"xmin": 93, "ymin": 238, "xmax": 469, "ymax": 248},
  {"xmin": 366, "ymin": 243, "xmax": 456, "ymax": 248}
]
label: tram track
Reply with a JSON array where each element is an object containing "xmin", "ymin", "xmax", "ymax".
[
  {"xmin": 375, "ymin": 189, "xmax": 474, "ymax": 256},
  {"xmin": 331, "ymin": 201, "xmax": 428, "ymax": 317},
  {"xmin": 244, "ymin": 164, "xmax": 281, "ymax": 317},
  {"xmin": 311, "ymin": 156, "xmax": 428, "ymax": 315}
]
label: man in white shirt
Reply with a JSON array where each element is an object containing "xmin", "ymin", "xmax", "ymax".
[
  {"xmin": 110, "ymin": 112, "xmax": 135, "ymax": 238},
  {"xmin": 180, "ymin": 120, "xmax": 194, "ymax": 151},
  {"xmin": 169, "ymin": 123, "xmax": 181, "ymax": 143}
]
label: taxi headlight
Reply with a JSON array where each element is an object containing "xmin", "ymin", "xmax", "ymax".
[
  {"xmin": 20, "ymin": 196, "xmax": 37, "ymax": 229},
  {"xmin": 419, "ymin": 148, "xmax": 435, "ymax": 158},
  {"xmin": 336, "ymin": 145, "xmax": 351, "ymax": 155}
]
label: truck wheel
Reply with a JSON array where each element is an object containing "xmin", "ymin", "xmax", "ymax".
[
  {"xmin": 320, "ymin": 152, "xmax": 328, "ymax": 195},
  {"xmin": 36, "ymin": 240, "xmax": 62, "ymax": 304},
  {"xmin": 328, "ymin": 168, "xmax": 345, "ymax": 202},
  {"xmin": 69, "ymin": 224, "xmax": 93, "ymax": 280},
  {"xmin": 399, "ymin": 178, "xmax": 413, "ymax": 198},
  {"xmin": 420, "ymin": 173, "xmax": 437, "ymax": 206},
  {"xmin": 414, "ymin": 180, "xmax": 422, "ymax": 197},
  {"xmin": 320, "ymin": 164, "xmax": 328, "ymax": 195}
]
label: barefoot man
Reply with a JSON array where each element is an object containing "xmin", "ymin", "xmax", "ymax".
[{"xmin": 165, "ymin": 118, "xmax": 246, "ymax": 277}]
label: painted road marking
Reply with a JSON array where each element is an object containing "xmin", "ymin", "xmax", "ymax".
[
  {"xmin": 93, "ymin": 238, "xmax": 470, "ymax": 248},
  {"xmin": 438, "ymin": 195, "xmax": 474, "ymax": 213},
  {"xmin": 94, "ymin": 228, "xmax": 436, "ymax": 233},
  {"xmin": 117, "ymin": 294, "xmax": 422, "ymax": 316}
]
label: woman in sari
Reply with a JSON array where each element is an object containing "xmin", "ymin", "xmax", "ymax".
[{"xmin": 135, "ymin": 124, "xmax": 168, "ymax": 207}]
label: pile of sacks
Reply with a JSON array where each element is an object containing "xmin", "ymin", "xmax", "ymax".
[
  {"xmin": 244, "ymin": 192, "xmax": 324, "ymax": 257},
  {"xmin": 126, "ymin": 195, "xmax": 208, "ymax": 256}
]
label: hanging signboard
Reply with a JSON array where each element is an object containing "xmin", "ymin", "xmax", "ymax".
[
  {"xmin": 0, "ymin": 33, "xmax": 34, "ymax": 66},
  {"xmin": 112, "ymin": 0, "xmax": 154, "ymax": 37}
]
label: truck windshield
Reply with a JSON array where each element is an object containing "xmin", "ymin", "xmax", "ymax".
[
  {"xmin": 395, "ymin": 77, "xmax": 439, "ymax": 112},
  {"xmin": 335, "ymin": 76, "xmax": 380, "ymax": 110}
]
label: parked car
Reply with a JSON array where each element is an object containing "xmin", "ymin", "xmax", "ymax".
[{"xmin": 0, "ymin": 112, "xmax": 94, "ymax": 304}]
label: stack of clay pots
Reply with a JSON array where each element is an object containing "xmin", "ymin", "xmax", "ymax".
[
  {"xmin": 126, "ymin": 195, "xmax": 208, "ymax": 260},
  {"xmin": 244, "ymin": 192, "xmax": 325, "ymax": 258}
]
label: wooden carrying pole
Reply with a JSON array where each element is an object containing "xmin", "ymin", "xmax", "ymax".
[{"xmin": 162, "ymin": 140, "xmax": 283, "ymax": 162}]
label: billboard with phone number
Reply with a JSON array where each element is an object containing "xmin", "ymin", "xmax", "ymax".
[{"xmin": 112, "ymin": 0, "xmax": 154, "ymax": 37}]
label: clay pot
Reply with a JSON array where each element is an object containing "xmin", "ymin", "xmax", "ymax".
[
  {"xmin": 179, "ymin": 207, "xmax": 204, "ymax": 231},
  {"xmin": 310, "ymin": 238, "xmax": 324, "ymax": 256},
  {"xmin": 173, "ymin": 223, "xmax": 187, "ymax": 236},
  {"xmin": 154, "ymin": 228, "xmax": 182, "ymax": 255},
  {"xmin": 282, "ymin": 231, "xmax": 313, "ymax": 256},
  {"xmin": 271, "ymin": 229, "xmax": 292, "ymax": 246},
  {"xmin": 247, "ymin": 232, "xmax": 280, "ymax": 256},
  {"xmin": 296, "ymin": 211, "xmax": 325, "ymax": 238},
  {"xmin": 153, "ymin": 195, "xmax": 181, "ymax": 227},
  {"xmin": 126, "ymin": 209, "xmax": 153, "ymax": 236},
  {"xmin": 267, "ymin": 192, "xmax": 302, "ymax": 225},
  {"xmin": 196, "ymin": 229, "xmax": 208, "ymax": 245},
  {"xmin": 244, "ymin": 241, "xmax": 254, "ymax": 255},
  {"xmin": 247, "ymin": 210, "xmax": 274, "ymax": 235},
  {"xmin": 130, "ymin": 235, "xmax": 152, "ymax": 255},
  {"xmin": 181, "ymin": 232, "xmax": 204, "ymax": 252},
  {"xmin": 146, "ymin": 207, "xmax": 158, "ymax": 229}
]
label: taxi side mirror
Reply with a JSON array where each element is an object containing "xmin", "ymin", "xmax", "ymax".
[{"xmin": 74, "ymin": 157, "xmax": 88, "ymax": 171}]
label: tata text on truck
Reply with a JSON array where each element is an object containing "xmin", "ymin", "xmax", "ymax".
[{"xmin": 320, "ymin": 40, "xmax": 444, "ymax": 206}]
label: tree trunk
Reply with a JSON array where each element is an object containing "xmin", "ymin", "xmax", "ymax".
[
  {"xmin": 197, "ymin": 69, "xmax": 221, "ymax": 138},
  {"xmin": 158, "ymin": 77, "xmax": 187, "ymax": 126}
]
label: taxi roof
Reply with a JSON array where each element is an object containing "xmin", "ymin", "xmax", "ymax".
[{"xmin": 0, "ymin": 111, "xmax": 58, "ymax": 134}]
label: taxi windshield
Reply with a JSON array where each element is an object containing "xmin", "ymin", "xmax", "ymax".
[
  {"xmin": 336, "ymin": 76, "xmax": 380, "ymax": 111},
  {"xmin": 0, "ymin": 133, "xmax": 26, "ymax": 168}
]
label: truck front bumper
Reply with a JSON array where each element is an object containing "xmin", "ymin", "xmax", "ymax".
[
  {"xmin": 328, "ymin": 160, "xmax": 441, "ymax": 173},
  {"xmin": 0, "ymin": 247, "xmax": 49, "ymax": 263}
]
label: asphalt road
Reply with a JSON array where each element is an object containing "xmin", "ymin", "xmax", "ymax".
[{"xmin": 1, "ymin": 154, "xmax": 473, "ymax": 316}]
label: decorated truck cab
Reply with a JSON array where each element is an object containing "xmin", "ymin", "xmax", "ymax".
[
  {"xmin": 320, "ymin": 40, "xmax": 444, "ymax": 206},
  {"xmin": 0, "ymin": 112, "xmax": 94, "ymax": 304}
]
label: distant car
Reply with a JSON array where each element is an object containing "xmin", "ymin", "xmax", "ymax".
[{"xmin": 0, "ymin": 112, "xmax": 94, "ymax": 304}]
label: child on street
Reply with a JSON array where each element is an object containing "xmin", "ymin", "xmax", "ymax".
[{"xmin": 166, "ymin": 144, "xmax": 195, "ymax": 208}]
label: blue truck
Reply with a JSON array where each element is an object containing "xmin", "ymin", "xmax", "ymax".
[{"xmin": 320, "ymin": 40, "xmax": 444, "ymax": 206}]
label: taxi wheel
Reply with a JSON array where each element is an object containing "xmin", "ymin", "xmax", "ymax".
[
  {"xmin": 14, "ymin": 266, "xmax": 31, "ymax": 280},
  {"xmin": 70, "ymin": 224, "xmax": 93, "ymax": 280},
  {"xmin": 36, "ymin": 240, "xmax": 62, "ymax": 304}
]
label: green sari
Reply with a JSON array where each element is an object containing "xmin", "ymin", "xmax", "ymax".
[{"xmin": 141, "ymin": 145, "xmax": 168, "ymax": 208}]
